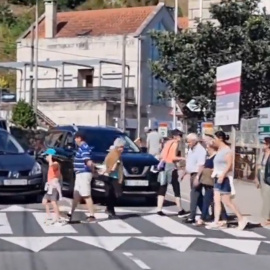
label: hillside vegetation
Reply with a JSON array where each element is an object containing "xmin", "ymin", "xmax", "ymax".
[{"xmin": 0, "ymin": 0, "xmax": 186, "ymax": 90}]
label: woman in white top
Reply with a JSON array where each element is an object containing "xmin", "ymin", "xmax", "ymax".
[{"xmin": 207, "ymin": 131, "xmax": 247, "ymax": 230}]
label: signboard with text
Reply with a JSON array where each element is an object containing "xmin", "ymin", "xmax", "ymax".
[
  {"xmin": 258, "ymin": 107, "xmax": 270, "ymax": 142},
  {"xmin": 215, "ymin": 61, "xmax": 242, "ymax": 126}
]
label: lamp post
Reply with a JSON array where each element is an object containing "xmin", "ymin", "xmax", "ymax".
[
  {"xmin": 172, "ymin": 0, "xmax": 178, "ymax": 130},
  {"xmin": 33, "ymin": 0, "xmax": 39, "ymax": 115}
]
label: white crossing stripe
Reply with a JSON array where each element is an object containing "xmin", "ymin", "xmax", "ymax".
[
  {"xmin": 0, "ymin": 213, "xmax": 12, "ymax": 234},
  {"xmin": 32, "ymin": 213, "xmax": 77, "ymax": 234},
  {"xmin": 142, "ymin": 214, "xmax": 204, "ymax": 236},
  {"xmin": 98, "ymin": 219, "xmax": 141, "ymax": 234},
  {"xmin": 221, "ymin": 228, "xmax": 266, "ymax": 239}
]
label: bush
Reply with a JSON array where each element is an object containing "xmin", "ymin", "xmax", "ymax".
[{"xmin": 12, "ymin": 99, "xmax": 36, "ymax": 129}]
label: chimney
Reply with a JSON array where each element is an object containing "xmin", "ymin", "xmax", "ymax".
[{"xmin": 44, "ymin": 0, "xmax": 57, "ymax": 38}]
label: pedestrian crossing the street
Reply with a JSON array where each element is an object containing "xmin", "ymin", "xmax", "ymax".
[{"xmin": 0, "ymin": 205, "xmax": 270, "ymax": 255}]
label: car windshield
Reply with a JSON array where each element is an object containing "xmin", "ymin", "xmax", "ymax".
[
  {"xmin": 84, "ymin": 131, "xmax": 140, "ymax": 153},
  {"xmin": 0, "ymin": 130, "xmax": 25, "ymax": 154}
]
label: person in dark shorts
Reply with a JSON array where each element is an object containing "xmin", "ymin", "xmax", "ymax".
[{"xmin": 42, "ymin": 148, "xmax": 63, "ymax": 226}]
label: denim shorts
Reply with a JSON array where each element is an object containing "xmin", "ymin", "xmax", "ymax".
[{"xmin": 214, "ymin": 177, "xmax": 231, "ymax": 194}]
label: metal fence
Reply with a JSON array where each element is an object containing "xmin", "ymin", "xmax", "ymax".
[{"xmin": 37, "ymin": 86, "xmax": 135, "ymax": 102}]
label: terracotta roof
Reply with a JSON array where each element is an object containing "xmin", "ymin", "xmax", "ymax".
[
  {"xmin": 178, "ymin": 17, "xmax": 188, "ymax": 29},
  {"xmin": 25, "ymin": 6, "xmax": 156, "ymax": 38}
]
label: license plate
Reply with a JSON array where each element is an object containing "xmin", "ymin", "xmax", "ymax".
[
  {"xmin": 4, "ymin": 179, "xmax": 28, "ymax": 186},
  {"xmin": 125, "ymin": 180, "xmax": 149, "ymax": 186}
]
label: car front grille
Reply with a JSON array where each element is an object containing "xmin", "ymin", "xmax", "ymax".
[
  {"xmin": 124, "ymin": 166, "xmax": 146, "ymax": 175},
  {"xmin": 0, "ymin": 170, "xmax": 31, "ymax": 178}
]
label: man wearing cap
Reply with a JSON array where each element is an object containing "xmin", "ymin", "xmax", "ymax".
[{"xmin": 67, "ymin": 131, "xmax": 95, "ymax": 222}]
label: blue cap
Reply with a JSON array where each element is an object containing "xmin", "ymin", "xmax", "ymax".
[{"xmin": 42, "ymin": 148, "xmax": 57, "ymax": 156}]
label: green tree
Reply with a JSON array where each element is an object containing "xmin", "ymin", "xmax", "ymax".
[
  {"xmin": 0, "ymin": 3, "xmax": 16, "ymax": 26},
  {"xmin": 12, "ymin": 99, "xmax": 36, "ymax": 129},
  {"xmin": 150, "ymin": 0, "xmax": 270, "ymax": 118}
]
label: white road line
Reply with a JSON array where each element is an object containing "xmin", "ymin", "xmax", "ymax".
[
  {"xmin": 33, "ymin": 213, "xmax": 77, "ymax": 234},
  {"xmin": 221, "ymin": 228, "xmax": 266, "ymax": 239},
  {"xmin": 123, "ymin": 252, "xmax": 151, "ymax": 269},
  {"xmin": 142, "ymin": 214, "xmax": 204, "ymax": 235},
  {"xmin": 0, "ymin": 213, "xmax": 12, "ymax": 234},
  {"xmin": 98, "ymin": 219, "xmax": 141, "ymax": 234}
]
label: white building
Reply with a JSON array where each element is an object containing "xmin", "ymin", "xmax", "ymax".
[
  {"xmin": 10, "ymin": 1, "xmax": 184, "ymax": 135},
  {"xmin": 188, "ymin": 0, "xmax": 270, "ymax": 29}
]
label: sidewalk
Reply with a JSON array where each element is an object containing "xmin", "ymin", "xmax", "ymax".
[{"xmin": 167, "ymin": 176, "xmax": 262, "ymax": 223}]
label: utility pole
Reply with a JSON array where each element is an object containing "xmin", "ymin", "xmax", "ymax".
[
  {"xmin": 33, "ymin": 1, "xmax": 39, "ymax": 114},
  {"xmin": 172, "ymin": 0, "xmax": 178, "ymax": 129},
  {"xmin": 29, "ymin": 25, "xmax": 34, "ymax": 105},
  {"xmin": 120, "ymin": 35, "xmax": 126, "ymax": 132}
]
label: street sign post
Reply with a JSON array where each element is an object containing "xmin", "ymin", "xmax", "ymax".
[
  {"xmin": 158, "ymin": 123, "xmax": 168, "ymax": 138},
  {"xmin": 215, "ymin": 61, "xmax": 242, "ymax": 126}
]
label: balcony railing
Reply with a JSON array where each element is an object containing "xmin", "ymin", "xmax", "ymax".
[{"xmin": 37, "ymin": 86, "xmax": 135, "ymax": 102}]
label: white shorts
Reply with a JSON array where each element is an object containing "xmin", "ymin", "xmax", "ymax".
[{"xmin": 74, "ymin": 172, "xmax": 93, "ymax": 197}]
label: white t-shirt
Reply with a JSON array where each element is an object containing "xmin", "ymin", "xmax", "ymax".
[{"xmin": 186, "ymin": 143, "xmax": 207, "ymax": 173}]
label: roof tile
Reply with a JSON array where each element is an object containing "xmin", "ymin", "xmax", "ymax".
[{"xmin": 25, "ymin": 6, "xmax": 156, "ymax": 39}]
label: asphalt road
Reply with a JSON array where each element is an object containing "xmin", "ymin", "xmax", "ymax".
[{"xmin": 0, "ymin": 196, "xmax": 270, "ymax": 270}]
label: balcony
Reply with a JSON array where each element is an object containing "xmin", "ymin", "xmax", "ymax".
[{"xmin": 37, "ymin": 86, "xmax": 135, "ymax": 103}]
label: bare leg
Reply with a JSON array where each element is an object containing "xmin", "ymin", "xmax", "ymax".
[
  {"xmin": 84, "ymin": 196, "xmax": 95, "ymax": 216},
  {"xmin": 51, "ymin": 201, "xmax": 60, "ymax": 222},
  {"xmin": 157, "ymin": 195, "xmax": 165, "ymax": 211},
  {"xmin": 42, "ymin": 198, "xmax": 50, "ymax": 221},
  {"xmin": 174, "ymin": 197, "xmax": 182, "ymax": 211},
  {"xmin": 221, "ymin": 194, "xmax": 243, "ymax": 220},
  {"xmin": 70, "ymin": 191, "xmax": 81, "ymax": 216},
  {"xmin": 214, "ymin": 191, "xmax": 222, "ymax": 223}
]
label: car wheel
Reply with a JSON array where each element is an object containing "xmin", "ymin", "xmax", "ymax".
[{"xmin": 146, "ymin": 196, "xmax": 157, "ymax": 206}]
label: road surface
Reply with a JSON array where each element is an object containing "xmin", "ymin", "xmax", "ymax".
[{"xmin": 0, "ymin": 196, "xmax": 269, "ymax": 270}]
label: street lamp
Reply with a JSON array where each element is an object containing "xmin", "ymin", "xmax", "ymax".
[
  {"xmin": 33, "ymin": 0, "xmax": 39, "ymax": 115},
  {"xmin": 172, "ymin": 0, "xmax": 178, "ymax": 130}
]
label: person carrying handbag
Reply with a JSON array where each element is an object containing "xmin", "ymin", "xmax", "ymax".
[
  {"xmin": 156, "ymin": 129, "xmax": 188, "ymax": 217},
  {"xmin": 255, "ymin": 137, "xmax": 270, "ymax": 227},
  {"xmin": 98, "ymin": 138, "xmax": 124, "ymax": 218}
]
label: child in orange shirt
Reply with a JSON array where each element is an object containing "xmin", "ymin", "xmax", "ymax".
[{"xmin": 42, "ymin": 148, "xmax": 63, "ymax": 225}]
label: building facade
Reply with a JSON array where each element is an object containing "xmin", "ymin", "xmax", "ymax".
[{"xmin": 15, "ymin": 1, "xmax": 183, "ymax": 133}]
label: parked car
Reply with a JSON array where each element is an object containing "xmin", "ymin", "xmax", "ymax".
[
  {"xmin": 0, "ymin": 89, "xmax": 16, "ymax": 103},
  {"xmin": 0, "ymin": 128, "xmax": 43, "ymax": 200},
  {"xmin": 38, "ymin": 125, "xmax": 159, "ymax": 204}
]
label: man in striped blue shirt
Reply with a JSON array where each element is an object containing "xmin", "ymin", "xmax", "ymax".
[{"xmin": 67, "ymin": 131, "xmax": 95, "ymax": 222}]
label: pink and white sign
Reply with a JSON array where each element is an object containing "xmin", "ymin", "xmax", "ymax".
[{"xmin": 215, "ymin": 61, "xmax": 242, "ymax": 126}]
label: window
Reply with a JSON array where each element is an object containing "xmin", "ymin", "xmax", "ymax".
[
  {"xmin": 84, "ymin": 131, "xmax": 140, "ymax": 153},
  {"xmin": 64, "ymin": 132, "xmax": 75, "ymax": 148},
  {"xmin": 85, "ymin": 75, "xmax": 93, "ymax": 87},
  {"xmin": 0, "ymin": 130, "xmax": 24, "ymax": 154},
  {"xmin": 45, "ymin": 131, "xmax": 64, "ymax": 148}
]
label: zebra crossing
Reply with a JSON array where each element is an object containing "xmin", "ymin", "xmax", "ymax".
[{"xmin": 0, "ymin": 205, "xmax": 270, "ymax": 255}]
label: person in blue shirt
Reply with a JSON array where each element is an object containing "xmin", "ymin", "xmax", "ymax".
[{"xmin": 66, "ymin": 131, "xmax": 95, "ymax": 223}]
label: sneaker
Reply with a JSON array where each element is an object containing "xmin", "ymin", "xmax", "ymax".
[
  {"xmin": 157, "ymin": 211, "xmax": 166, "ymax": 216},
  {"xmin": 65, "ymin": 212, "xmax": 72, "ymax": 222},
  {"xmin": 184, "ymin": 218, "xmax": 196, "ymax": 224},
  {"xmin": 205, "ymin": 222, "xmax": 221, "ymax": 230},
  {"xmin": 86, "ymin": 215, "xmax": 96, "ymax": 223},
  {"xmin": 178, "ymin": 209, "xmax": 189, "ymax": 218}
]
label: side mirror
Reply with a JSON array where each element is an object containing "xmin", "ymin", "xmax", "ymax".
[{"xmin": 140, "ymin": 147, "xmax": 147, "ymax": 153}]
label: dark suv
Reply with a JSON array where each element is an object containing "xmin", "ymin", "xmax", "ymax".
[{"xmin": 38, "ymin": 125, "xmax": 159, "ymax": 203}]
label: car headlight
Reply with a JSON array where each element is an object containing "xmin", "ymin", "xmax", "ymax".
[{"xmin": 29, "ymin": 162, "xmax": 42, "ymax": 176}]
